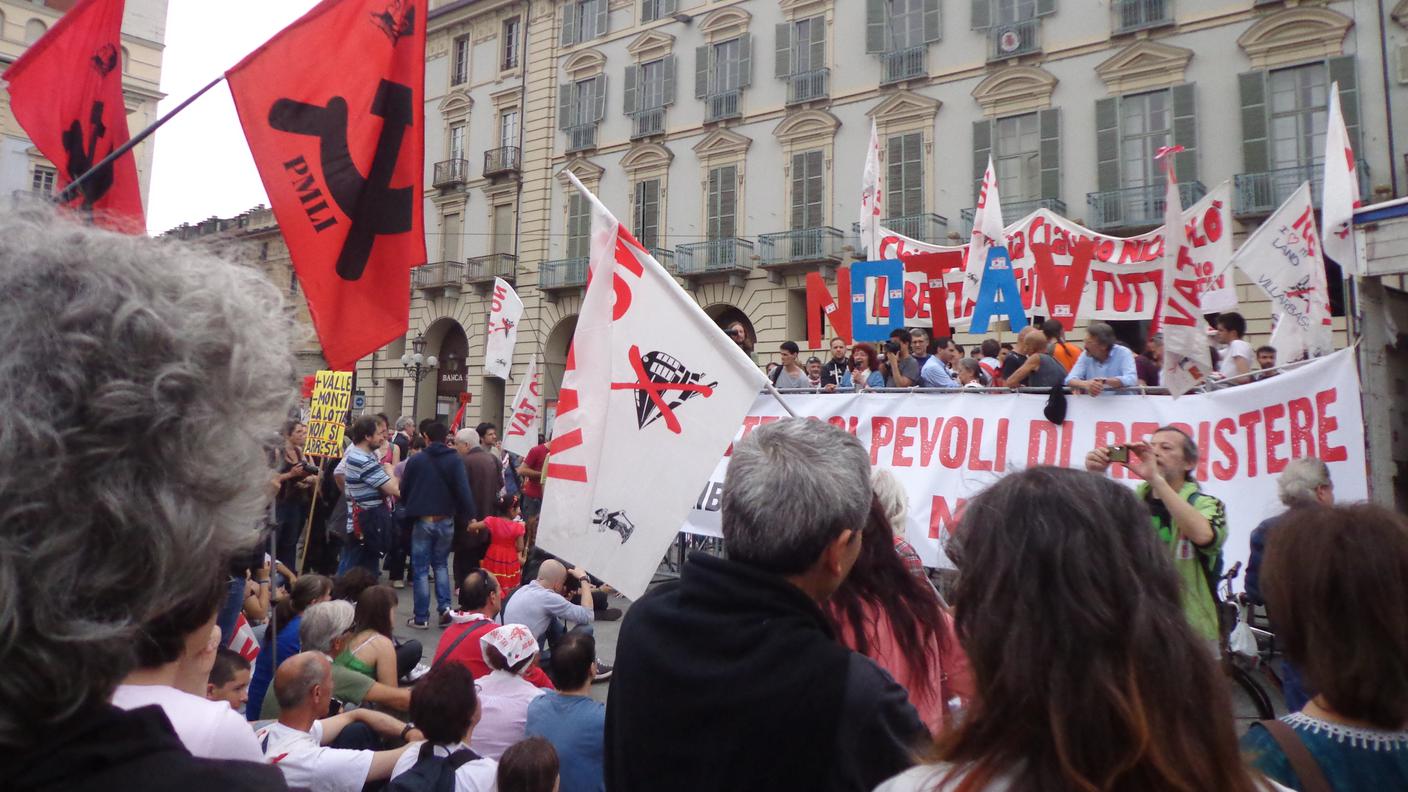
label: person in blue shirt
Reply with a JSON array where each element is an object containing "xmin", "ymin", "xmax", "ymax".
[
  {"xmin": 1064, "ymin": 322, "xmax": 1138, "ymax": 395},
  {"xmin": 245, "ymin": 574, "xmax": 332, "ymax": 721},
  {"xmin": 526, "ymin": 631, "xmax": 606, "ymax": 792}
]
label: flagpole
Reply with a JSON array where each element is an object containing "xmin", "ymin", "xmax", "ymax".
[
  {"xmin": 54, "ymin": 74, "xmax": 226, "ymax": 207},
  {"xmin": 762, "ymin": 380, "xmax": 799, "ymax": 418}
]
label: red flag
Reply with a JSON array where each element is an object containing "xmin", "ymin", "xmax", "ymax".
[
  {"xmin": 3, "ymin": 0, "xmax": 144, "ymax": 231},
  {"xmin": 226, "ymin": 0, "xmax": 426, "ymax": 370}
]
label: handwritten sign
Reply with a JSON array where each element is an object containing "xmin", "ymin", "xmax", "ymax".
[{"xmin": 304, "ymin": 370, "xmax": 353, "ymax": 458}]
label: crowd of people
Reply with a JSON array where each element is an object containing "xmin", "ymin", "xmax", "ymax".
[{"xmin": 4, "ymin": 212, "xmax": 1404, "ymax": 792}]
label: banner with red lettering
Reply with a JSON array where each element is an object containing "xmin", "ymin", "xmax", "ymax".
[
  {"xmin": 485, "ymin": 277, "xmax": 523, "ymax": 380},
  {"xmin": 502, "ymin": 358, "xmax": 542, "ymax": 458},
  {"xmin": 682, "ymin": 348, "xmax": 1366, "ymax": 585}
]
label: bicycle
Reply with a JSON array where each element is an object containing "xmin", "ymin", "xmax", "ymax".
[{"xmin": 1217, "ymin": 561, "xmax": 1278, "ymax": 729}]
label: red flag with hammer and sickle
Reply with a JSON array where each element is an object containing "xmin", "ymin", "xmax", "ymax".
[
  {"xmin": 227, "ymin": 0, "xmax": 426, "ymax": 370},
  {"xmin": 3, "ymin": 0, "xmax": 144, "ymax": 232}
]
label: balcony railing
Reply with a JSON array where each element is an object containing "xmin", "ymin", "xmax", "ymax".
[
  {"xmin": 540, "ymin": 257, "xmax": 589, "ymax": 290},
  {"xmin": 483, "ymin": 146, "xmax": 520, "ymax": 177},
  {"xmin": 412, "ymin": 260, "xmax": 465, "ymax": 290},
  {"xmin": 1234, "ymin": 161, "xmax": 1370, "ymax": 218},
  {"xmin": 565, "ymin": 124, "xmax": 598, "ymax": 153},
  {"xmin": 631, "ymin": 106, "xmax": 666, "ymax": 139},
  {"xmin": 1086, "ymin": 181, "xmax": 1206, "ymax": 232},
  {"xmin": 880, "ymin": 46, "xmax": 927, "ymax": 85},
  {"xmin": 432, "ymin": 158, "xmax": 469, "ymax": 189},
  {"xmin": 466, "ymin": 253, "xmax": 517, "ymax": 284},
  {"xmin": 705, "ymin": 90, "xmax": 742, "ymax": 123},
  {"xmin": 649, "ymin": 247, "xmax": 676, "ymax": 274},
  {"xmin": 675, "ymin": 238, "xmax": 754, "ymax": 277},
  {"xmin": 988, "ymin": 18, "xmax": 1041, "ymax": 61},
  {"xmin": 759, "ymin": 227, "xmax": 845, "ymax": 269},
  {"xmin": 882, "ymin": 213, "xmax": 949, "ymax": 244},
  {"xmin": 786, "ymin": 68, "xmax": 830, "ymax": 105},
  {"xmin": 960, "ymin": 198, "xmax": 1067, "ymax": 235},
  {"xmin": 1112, "ymin": 0, "xmax": 1173, "ymax": 34}
]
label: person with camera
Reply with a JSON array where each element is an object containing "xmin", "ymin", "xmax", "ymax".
[
  {"xmin": 1085, "ymin": 428, "xmax": 1228, "ymax": 645},
  {"xmin": 274, "ymin": 420, "xmax": 320, "ymax": 572},
  {"xmin": 882, "ymin": 328, "xmax": 919, "ymax": 388}
]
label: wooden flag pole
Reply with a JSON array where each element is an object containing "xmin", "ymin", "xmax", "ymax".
[{"xmin": 295, "ymin": 470, "xmax": 323, "ymax": 574}]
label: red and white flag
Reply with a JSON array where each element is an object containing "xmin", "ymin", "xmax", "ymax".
[
  {"xmin": 485, "ymin": 277, "xmax": 523, "ymax": 380},
  {"xmin": 501, "ymin": 357, "xmax": 542, "ymax": 458},
  {"xmin": 961, "ymin": 156, "xmax": 1006, "ymax": 318},
  {"xmin": 227, "ymin": 612, "xmax": 261, "ymax": 663},
  {"xmin": 1231, "ymin": 183, "xmax": 1334, "ymax": 363},
  {"xmin": 1154, "ymin": 147, "xmax": 1212, "ymax": 397},
  {"xmin": 858, "ymin": 119, "xmax": 885, "ymax": 259},
  {"xmin": 1322, "ymin": 81, "xmax": 1360, "ymax": 277},
  {"xmin": 537, "ymin": 175, "xmax": 767, "ymax": 600}
]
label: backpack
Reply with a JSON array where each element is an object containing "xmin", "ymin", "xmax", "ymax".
[
  {"xmin": 1149, "ymin": 487, "xmax": 1232, "ymax": 636},
  {"xmin": 386, "ymin": 743, "xmax": 481, "ymax": 792}
]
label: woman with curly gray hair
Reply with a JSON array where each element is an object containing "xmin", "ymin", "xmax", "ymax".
[{"xmin": 1, "ymin": 211, "xmax": 295, "ymax": 790}]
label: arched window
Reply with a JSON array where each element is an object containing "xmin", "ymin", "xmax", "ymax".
[
  {"xmin": 121, "ymin": 46, "xmax": 130, "ymax": 73},
  {"xmin": 24, "ymin": 18, "xmax": 46, "ymax": 45}
]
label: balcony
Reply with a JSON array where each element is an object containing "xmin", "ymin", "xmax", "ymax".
[
  {"xmin": 432, "ymin": 158, "xmax": 469, "ymax": 189},
  {"xmin": 880, "ymin": 46, "xmax": 927, "ymax": 85},
  {"xmin": 412, "ymin": 260, "xmax": 465, "ymax": 294},
  {"xmin": 1086, "ymin": 181, "xmax": 1205, "ymax": 232},
  {"xmin": 786, "ymin": 68, "xmax": 830, "ymax": 105},
  {"xmin": 960, "ymin": 198, "xmax": 1066, "ymax": 235},
  {"xmin": 540, "ymin": 257, "xmax": 589, "ymax": 294},
  {"xmin": 565, "ymin": 124, "xmax": 598, "ymax": 153},
  {"xmin": 704, "ymin": 90, "xmax": 741, "ymax": 123},
  {"xmin": 883, "ymin": 213, "xmax": 949, "ymax": 245},
  {"xmin": 1234, "ymin": 161, "xmax": 1370, "ymax": 218},
  {"xmin": 647, "ymin": 247, "xmax": 676, "ymax": 274},
  {"xmin": 675, "ymin": 238, "xmax": 753, "ymax": 286},
  {"xmin": 631, "ymin": 107, "xmax": 666, "ymax": 139},
  {"xmin": 1112, "ymin": 0, "xmax": 1173, "ymax": 34},
  {"xmin": 465, "ymin": 253, "xmax": 517, "ymax": 290},
  {"xmin": 758, "ymin": 227, "xmax": 844, "ymax": 282},
  {"xmin": 988, "ymin": 18, "xmax": 1041, "ymax": 61},
  {"xmin": 483, "ymin": 146, "xmax": 520, "ymax": 178}
]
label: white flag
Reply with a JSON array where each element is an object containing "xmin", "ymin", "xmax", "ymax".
[
  {"xmin": 858, "ymin": 119, "xmax": 885, "ymax": 258},
  {"xmin": 1231, "ymin": 183, "xmax": 1334, "ymax": 363},
  {"xmin": 1156, "ymin": 151, "xmax": 1212, "ymax": 397},
  {"xmin": 1322, "ymin": 81, "xmax": 1360, "ymax": 277},
  {"xmin": 538, "ymin": 174, "xmax": 768, "ymax": 600},
  {"xmin": 961, "ymin": 157, "xmax": 1006, "ymax": 310},
  {"xmin": 484, "ymin": 277, "xmax": 522, "ymax": 380},
  {"xmin": 501, "ymin": 358, "xmax": 542, "ymax": 458}
]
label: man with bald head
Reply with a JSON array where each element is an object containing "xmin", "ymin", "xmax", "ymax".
[
  {"xmin": 256, "ymin": 652, "xmax": 421, "ymax": 792},
  {"xmin": 502, "ymin": 559, "xmax": 600, "ymax": 664},
  {"xmin": 1003, "ymin": 328, "xmax": 1067, "ymax": 389}
]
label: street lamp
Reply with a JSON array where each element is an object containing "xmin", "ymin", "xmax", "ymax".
[{"xmin": 400, "ymin": 332, "xmax": 438, "ymax": 421}]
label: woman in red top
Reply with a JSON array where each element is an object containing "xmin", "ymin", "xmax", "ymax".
[{"xmin": 475, "ymin": 494, "xmax": 528, "ymax": 591}]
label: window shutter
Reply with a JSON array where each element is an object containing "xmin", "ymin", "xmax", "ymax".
[
  {"xmin": 866, "ymin": 0, "xmax": 889, "ymax": 53},
  {"xmin": 738, "ymin": 34, "xmax": 752, "ymax": 88},
  {"xmin": 660, "ymin": 0, "xmax": 677, "ymax": 16},
  {"xmin": 623, "ymin": 64, "xmax": 639, "ymax": 115},
  {"xmin": 1036, "ymin": 0, "xmax": 1055, "ymax": 16},
  {"xmin": 1328, "ymin": 55, "xmax": 1360, "ymax": 157},
  {"xmin": 722, "ymin": 167, "xmax": 737, "ymax": 237},
  {"xmin": 923, "ymin": 0, "xmax": 942, "ymax": 43},
  {"xmin": 1171, "ymin": 83, "xmax": 1198, "ymax": 184},
  {"xmin": 592, "ymin": 0, "xmax": 608, "ymax": 39},
  {"xmin": 810, "ymin": 17, "xmax": 826, "ymax": 68},
  {"xmin": 663, "ymin": 55, "xmax": 676, "ymax": 106},
  {"xmin": 695, "ymin": 45, "xmax": 710, "ymax": 98},
  {"xmin": 1095, "ymin": 97, "xmax": 1119, "ymax": 193},
  {"xmin": 971, "ymin": 0, "xmax": 990, "ymax": 30},
  {"xmin": 1039, "ymin": 108, "xmax": 1061, "ymax": 201},
  {"xmin": 558, "ymin": 82, "xmax": 575, "ymax": 129},
  {"xmin": 561, "ymin": 3, "xmax": 578, "ymax": 46},
  {"xmin": 1238, "ymin": 71, "xmax": 1269, "ymax": 175},
  {"xmin": 791, "ymin": 153, "xmax": 805, "ymax": 230},
  {"xmin": 592, "ymin": 75, "xmax": 607, "ymax": 122},
  {"xmin": 973, "ymin": 119, "xmax": 992, "ymax": 202},
  {"xmin": 775, "ymin": 22, "xmax": 792, "ymax": 78}
]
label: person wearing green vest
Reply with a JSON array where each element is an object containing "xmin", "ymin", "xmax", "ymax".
[{"xmin": 1086, "ymin": 426, "xmax": 1228, "ymax": 644}]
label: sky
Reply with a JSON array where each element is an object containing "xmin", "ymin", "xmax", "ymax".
[{"xmin": 144, "ymin": 0, "xmax": 320, "ymax": 235}]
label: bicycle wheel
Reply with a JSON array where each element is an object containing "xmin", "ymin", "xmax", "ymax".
[{"xmin": 1227, "ymin": 663, "xmax": 1275, "ymax": 731}]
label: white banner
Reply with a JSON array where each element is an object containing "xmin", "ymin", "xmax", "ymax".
[
  {"xmin": 682, "ymin": 349, "xmax": 1366, "ymax": 586},
  {"xmin": 502, "ymin": 358, "xmax": 542, "ymax": 458},
  {"xmin": 485, "ymin": 277, "xmax": 523, "ymax": 380},
  {"xmin": 1322, "ymin": 81, "xmax": 1360, "ymax": 275}
]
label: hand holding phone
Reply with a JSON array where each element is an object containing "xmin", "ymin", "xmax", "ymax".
[{"xmin": 1107, "ymin": 445, "xmax": 1130, "ymax": 463}]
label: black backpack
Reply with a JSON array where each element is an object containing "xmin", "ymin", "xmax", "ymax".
[{"xmin": 387, "ymin": 743, "xmax": 481, "ymax": 792}]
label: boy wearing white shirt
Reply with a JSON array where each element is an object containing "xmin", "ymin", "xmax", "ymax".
[{"xmin": 1215, "ymin": 312, "xmax": 1254, "ymax": 382}]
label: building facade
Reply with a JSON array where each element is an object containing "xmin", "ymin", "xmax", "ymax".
[
  {"xmin": 358, "ymin": 0, "xmax": 1408, "ymax": 431},
  {"xmin": 0, "ymin": 0, "xmax": 168, "ymax": 208}
]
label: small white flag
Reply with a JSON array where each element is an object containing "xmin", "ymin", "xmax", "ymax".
[
  {"xmin": 1155, "ymin": 148, "xmax": 1212, "ymax": 397},
  {"xmin": 1322, "ymin": 81, "xmax": 1360, "ymax": 277},
  {"xmin": 858, "ymin": 119, "xmax": 885, "ymax": 258},
  {"xmin": 501, "ymin": 358, "xmax": 542, "ymax": 458},
  {"xmin": 484, "ymin": 277, "xmax": 522, "ymax": 380},
  {"xmin": 961, "ymin": 157, "xmax": 1006, "ymax": 313}
]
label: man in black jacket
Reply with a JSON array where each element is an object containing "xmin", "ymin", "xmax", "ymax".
[
  {"xmin": 605, "ymin": 419, "xmax": 926, "ymax": 792},
  {"xmin": 400, "ymin": 421, "xmax": 476, "ymax": 629}
]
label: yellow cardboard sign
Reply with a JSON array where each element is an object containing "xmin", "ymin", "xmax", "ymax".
[{"xmin": 305, "ymin": 370, "xmax": 353, "ymax": 458}]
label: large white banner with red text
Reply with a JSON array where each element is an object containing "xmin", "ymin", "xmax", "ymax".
[{"xmin": 682, "ymin": 349, "xmax": 1366, "ymax": 585}]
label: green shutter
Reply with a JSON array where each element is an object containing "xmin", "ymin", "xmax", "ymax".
[
  {"xmin": 1036, "ymin": 0, "xmax": 1055, "ymax": 16},
  {"xmin": 923, "ymin": 0, "xmax": 942, "ymax": 43},
  {"xmin": 660, "ymin": 0, "xmax": 677, "ymax": 17},
  {"xmin": 592, "ymin": 75, "xmax": 607, "ymax": 122},
  {"xmin": 662, "ymin": 55, "xmax": 676, "ymax": 106},
  {"xmin": 866, "ymin": 0, "xmax": 889, "ymax": 53},
  {"xmin": 791, "ymin": 152, "xmax": 805, "ymax": 230},
  {"xmin": 737, "ymin": 34, "xmax": 752, "ymax": 88},
  {"xmin": 971, "ymin": 0, "xmax": 990, "ymax": 30},
  {"xmin": 1328, "ymin": 55, "xmax": 1360, "ymax": 159},
  {"xmin": 775, "ymin": 22, "xmax": 792, "ymax": 78},
  {"xmin": 623, "ymin": 64, "xmax": 638, "ymax": 115},
  {"xmin": 1039, "ymin": 108, "xmax": 1061, "ymax": 202},
  {"xmin": 695, "ymin": 45, "xmax": 710, "ymax": 98},
  {"xmin": 592, "ymin": 0, "xmax": 608, "ymax": 39},
  {"xmin": 1095, "ymin": 97, "xmax": 1120, "ymax": 193},
  {"xmin": 809, "ymin": 17, "xmax": 826, "ymax": 70},
  {"xmin": 973, "ymin": 119, "xmax": 992, "ymax": 202},
  {"xmin": 560, "ymin": 3, "xmax": 578, "ymax": 46},
  {"xmin": 558, "ymin": 82, "xmax": 575, "ymax": 129},
  {"xmin": 1171, "ymin": 83, "xmax": 1198, "ymax": 184},
  {"xmin": 1239, "ymin": 70, "xmax": 1269, "ymax": 175}
]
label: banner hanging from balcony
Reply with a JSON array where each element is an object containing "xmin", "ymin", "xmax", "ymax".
[{"xmin": 485, "ymin": 277, "xmax": 523, "ymax": 380}]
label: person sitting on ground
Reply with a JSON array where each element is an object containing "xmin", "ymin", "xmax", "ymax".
[
  {"xmin": 1214, "ymin": 311, "xmax": 1254, "ymax": 382},
  {"xmin": 388, "ymin": 663, "xmax": 499, "ymax": 792},
  {"xmin": 526, "ymin": 631, "xmax": 607, "ymax": 792},
  {"xmin": 956, "ymin": 357, "xmax": 986, "ymax": 388},
  {"xmin": 436, "ymin": 571, "xmax": 556, "ymax": 689},
  {"xmin": 257, "ymin": 652, "xmax": 422, "ymax": 792},
  {"xmin": 1042, "ymin": 318, "xmax": 1081, "ymax": 371},
  {"xmin": 1256, "ymin": 345, "xmax": 1279, "ymax": 380},
  {"xmin": 1241, "ymin": 503, "xmax": 1408, "ymax": 790},
  {"xmin": 477, "ymin": 494, "xmax": 528, "ymax": 592},
  {"xmin": 1065, "ymin": 321, "xmax": 1138, "ymax": 395},
  {"xmin": 771, "ymin": 340, "xmax": 812, "ymax": 389},
  {"xmin": 471, "ymin": 625, "xmax": 549, "ymax": 761},
  {"xmin": 1003, "ymin": 328, "xmax": 1067, "ymax": 389},
  {"xmin": 247, "ymin": 573, "xmax": 333, "ymax": 721},
  {"xmin": 502, "ymin": 559, "xmax": 596, "ymax": 655},
  {"xmin": 606, "ymin": 419, "xmax": 927, "ymax": 792},
  {"xmin": 498, "ymin": 737, "xmax": 560, "ymax": 792},
  {"xmin": 208, "ymin": 648, "xmax": 254, "ymax": 713},
  {"xmin": 2, "ymin": 210, "xmax": 290, "ymax": 791},
  {"xmin": 877, "ymin": 466, "xmax": 1280, "ymax": 792},
  {"xmin": 850, "ymin": 342, "xmax": 886, "ymax": 389},
  {"xmin": 330, "ymin": 566, "xmax": 379, "ymax": 604},
  {"xmin": 335, "ymin": 584, "xmax": 422, "ymax": 686}
]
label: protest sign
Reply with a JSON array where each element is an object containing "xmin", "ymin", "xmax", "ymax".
[
  {"xmin": 304, "ymin": 370, "xmax": 353, "ymax": 457},
  {"xmin": 682, "ymin": 348, "xmax": 1366, "ymax": 585},
  {"xmin": 502, "ymin": 358, "xmax": 543, "ymax": 458}
]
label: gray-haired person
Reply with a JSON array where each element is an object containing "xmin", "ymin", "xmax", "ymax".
[
  {"xmin": 606, "ymin": 418, "xmax": 926, "ymax": 792},
  {"xmin": 1, "ymin": 211, "xmax": 292, "ymax": 790}
]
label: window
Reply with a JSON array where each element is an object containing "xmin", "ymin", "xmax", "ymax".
[
  {"xmin": 887, "ymin": 133, "xmax": 924, "ymax": 217},
  {"xmin": 559, "ymin": 75, "xmax": 606, "ymax": 149},
  {"xmin": 1118, "ymin": 91, "xmax": 1169, "ymax": 190},
  {"xmin": 707, "ymin": 165, "xmax": 738, "ymax": 239},
  {"xmin": 889, "ymin": 0, "xmax": 928, "ymax": 49},
  {"xmin": 571, "ymin": 76, "xmax": 602, "ymax": 127},
  {"xmin": 288, "ymin": 269, "xmax": 298, "ymax": 295},
  {"xmin": 640, "ymin": 59, "xmax": 667, "ymax": 110},
  {"xmin": 712, "ymin": 38, "xmax": 743, "ymax": 94},
  {"xmin": 499, "ymin": 110, "xmax": 518, "ymax": 148},
  {"xmin": 625, "ymin": 57, "xmax": 675, "ymax": 132},
  {"xmin": 24, "ymin": 18, "xmax": 45, "ymax": 44},
  {"xmin": 1269, "ymin": 63, "xmax": 1328, "ymax": 170},
  {"xmin": 866, "ymin": 0, "xmax": 941, "ymax": 53},
  {"xmin": 993, "ymin": 113, "xmax": 1041, "ymax": 202},
  {"xmin": 695, "ymin": 35, "xmax": 752, "ymax": 117},
  {"xmin": 790, "ymin": 150, "xmax": 825, "ymax": 231},
  {"xmin": 641, "ymin": 0, "xmax": 677, "ymax": 23},
  {"xmin": 442, "ymin": 213, "xmax": 463, "ymax": 261},
  {"xmin": 790, "ymin": 16, "xmax": 825, "ymax": 74},
  {"xmin": 995, "ymin": 0, "xmax": 1037, "ymax": 24},
  {"xmin": 561, "ymin": 0, "xmax": 607, "ymax": 46},
  {"xmin": 449, "ymin": 123, "xmax": 466, "ymax": 161},
  {"xmin": 31, "ymin": 165, "xmax": 56, "ymax": 194},
  {"xmin": 633, "ymin": 179, "xmax": 661, "ymax": 249},
  {"xmin": 260, "ymin": 241, "xmax": 270, "ymax": 261},
  {"xmin": 492, "ymin": 203, "xmax": 516, "ymax": 255},
  {"xmin": 452, "ymin": 36, "xmax": 469, "ymax": 85},
  {"xmin": 501, "ymin": 18, "xmax": 520, "ymax": 70},
  {"xmin": 567, "ymin": 192, "xmax": 591, "ymax": 259}
]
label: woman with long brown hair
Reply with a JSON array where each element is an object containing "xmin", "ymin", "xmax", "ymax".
[{"xmin": 877, "ymin": 466, "xmax": 1279, "ymax": 792}]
